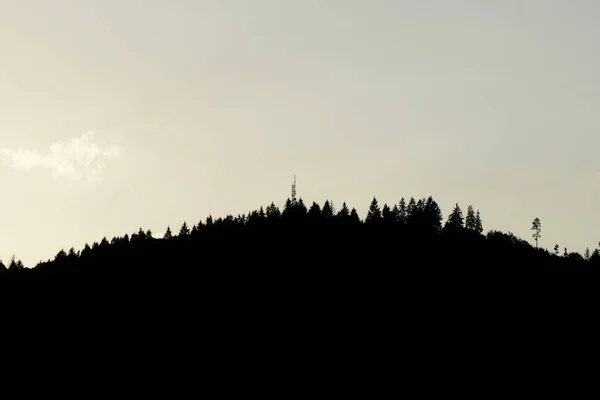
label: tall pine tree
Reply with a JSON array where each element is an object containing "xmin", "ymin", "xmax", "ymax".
[
  {"xmin": 465, "ymin": 205, "xmax": 476, "ymax": 230},
  {"xmin": 398, "ymin": 198, "xmax": 407, "ymax": 224},
  {"xmin": 445, "ymin": 203, "xmax": 464, "ymax": 229},
  {"xmin": 474, "ymin": 210, "xmax": 483, "ymax": 234},
  {"xmin": 366, "ymin": 197, "xmax": 383, "ymax": 222}
]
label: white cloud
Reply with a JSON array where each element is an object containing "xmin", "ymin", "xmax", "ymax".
[{"xmin": 1, "ymin": 131, "xmax": 123, "ymax": 182}]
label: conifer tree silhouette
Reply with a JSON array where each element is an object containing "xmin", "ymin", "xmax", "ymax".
[
  {"xmin": 308, "ymin": 202, "xmax": 321, "ymax": 222},
  {"xmin": 322, "ymin": 200, "xmax": 334, "ymax": 220},
  {"xmin": 382, "ymin": 203, "xmax": 395, "ymax": 224},
  {"xmin": 366, "ymin": 197, "xmax": 382, "ymax": 222},
  {"xmin": 531, "ymin": 218, "xmax": 542, "ymax": 248},
  {"xmin": 465, "ymin": 205, "xmax": 476, "ymax": 230},
  {"xmin": 474, "ymin": 210, "xmax": 483, "ymax": 234},
  {"xmin": 424, "ymin": 196, "xmax": 443, "ymax": 232},
  {"xmin": 337, "ymin": 202, "xmax": 350, "ymax": 219},
  {"xmin": 445, "ymin": 203, "xmax": 464, "ymax": 229},
  {"xmin": 398, "ymin": 198, "xmax": 407, "ymax": 224},
  {"xmin": 350, "ymin": 208, "xmax": 361, "ymax": 224}
]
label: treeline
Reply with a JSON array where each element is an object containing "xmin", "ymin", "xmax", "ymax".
[{"xmin": 1, "ymin": 192, "xmax": 599, "ymax": 287}]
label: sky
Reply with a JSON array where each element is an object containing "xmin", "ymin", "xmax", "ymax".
[{"xmin": 2, "ymin": 0, "xmax": 600, "ymax": 265}]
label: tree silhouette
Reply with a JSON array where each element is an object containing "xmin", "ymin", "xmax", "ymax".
[
  {"xmin": 446, "ymin": 203, "xmax": 464, "ymax": 229},
  {"xmin": 474, "ymin": 210, "xmax": 483, "ymax": 234},
  {"xmin": 398, "ymin": 198, "xmax": 407, "ymax": 225},
  {"xmin": 266, "ymin": 203, "xmax": 281, "ymax": 221},
  {"xmin": 163, "ymin": 226, "xmax": 173, "ymax": 240},
  {"xmin": 531, "ymin": 218, "xmax": 542, "ymax": 248},
  {"xmin": 179, "ymin": 222, "xmax": 190, "ymax": 236},
  {"xmin": 465, "ymin": 205, "xmax": 476, "ymax": 230},
  {"xmin": 382, "ymin": 203, "xmax": 395, "ymax": 224},
  {"xmin": 366, "ymin": 197, "xmax": 382, "ymax": 223},
  {"xmin": 424, "ymin": 196, "xmax": 443, "ymax": 232},
  {"xmin": 350, "ymin": 208, "xmax": 360, "ymax": 224},
  {"xmin": 322, "ymin": 200, "xmax": 334, "ymax": 220},
  {"xmin": 308, "ymin": 202, "xmax": 321, "ymax": 222},
  {"xmin": 337, "ymin": 202, "xmax": 350, "ymax": 219}
]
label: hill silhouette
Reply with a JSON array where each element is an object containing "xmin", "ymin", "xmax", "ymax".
[
  {"xmin": 2, "ymin": 184, "xmax": 598, "ymax": 293},
  {"xmin": 2, "ymin": 185, "xmax": 597, "ymax": 356}
]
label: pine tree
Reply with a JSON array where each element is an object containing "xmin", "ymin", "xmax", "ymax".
[
  {"xmin": 8, "ymin": 255, "xmax": 22, "ymax": 271},
  {"xmin": 337, "ymin": 202, "xmax": 350, "ymax": 219},
  {"xmin": 308, "ymin": 202, "xmax": 321, "ymax": 222},
  {"xmin": 322, "ymin": 200, "xmax": 334, "ymax": 219},
  {"xmin": 283, "ymin": 198, "xmax": 294, "ymax": 215},
  {"xmin": 296, "ymin": 198, "xmax": 307, "ymax": 216},
  {"xmin": 531, "ymin": 217, "xmax": 542, "ymax": 248},
  {"xmin": 554, "ymin": 244, "xmax": 560, "ymax": 255},
  {"xmin": 68, "ymin": 247, "xmax": 78, "ymax": 259},
  {"xmin": 81, "ymin": 243, "xmax": 92, "ymax": 257},
  {"xmin": 406, "ymin": 197, "xmax": 416, "ymax": 224},
  {"xmin": 163, "ymin": 226, "xmax": 173, "ymax": 239},
  {"xmin": 445, "ymin": 203, "xmax": 464, "ymax": 229},
  {"xmin": 55, "ymin": 249, "xmax": 67, "ymax": 261},
  {"xmin": 585, "ymin": 247, "xmax": 591, "ymax": 260},
  {"xmin": 398, "ymin": 198, "xmax": 407, "ymax": 224},
  {"xmin": 266, "ymin": 202, "xmax": 281, "ymax": 220},
  {"xmin": 474, "ymin": 210, "xmax": 483, "ymax": 234},
  {"xmin": 350, "ymin": 208, "xmax": 361, "ymax": 224},
  {"xmin": 424, "ymin": 196, "xmax": 443, "ymax": 232},
  {"xmin": 465, "ymin": 205, "xmax": 476, "ymax": 230},
  {"xmin": 392, "ymin": 204, "xmax": 400, "ymax": 222},
  {"xmin": 382, "ymin": 204, "xmax": 395, "ymax": 224},
  {"xmin": 366, "ymin": 197, "xmax": 383, "ymax": 222}
]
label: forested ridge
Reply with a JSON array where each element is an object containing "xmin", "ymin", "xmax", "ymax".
[{"xmin": 2, "ymin": 184, "xmax": 598, "ymax": 290}]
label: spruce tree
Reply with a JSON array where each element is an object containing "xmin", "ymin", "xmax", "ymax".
[
  {"xmin": 308, "ymin": 202, "xmax": 321, "ymax": 222},
  {"xmin": 531, "ymin": 217, "xmax": 542, "ymax": 248},
  {"xmin": 283, "ymin": 198, "xmax": 294, "ymax": 215},
  {"xmin": 474, "ymin": 210, "xmax": 483, "ymax": 234},
  {"xmin": 382, "ymin": 204, "xmax": 395, "ymax": 224},
  {"xmin": 322, "ymin": 200, "xmax": 334, "ymax": 219},
  {"xmin": 179, "ymin": 222, "xmax": 191, "ymax": 236},
  {"xmin": 424, "ymin": 196, "xmax": 443, "ymax": 232},
  {"xmin": 366, "ymin": 197, "xmax": 383, "ymax": 222},
  {"xmin": 296, "ymin": 198, "xmax": 307, "ymax": 216},
  {"xmin": 392, "ymin": 204, "xmax": 400, "ymax": 222},
  {"xmin": 163, "ymin": 226, "xmax": 173, "ymax": 239},
  {"xmin": 398, "ymin": 198, "xmax": 407, "ymax": 224},
  {"xmin": 465, "ymin": 205, "xmax": 476, "ymax": 230},
  {"xmin": 350, "ymin": 208, "xmax": 361, "ymax": 224},
  {"xmin": 266, "ymin": 202, "xmax": 281, "ymax": 220},
  {"xmin": 337, "ymin": 202, "xmax": 350, "ymax": 219},
  {"xmin": 406, "ymin": 197, "xmax": 416, "ymax": 223},
  {"xmin": 445, "ymin": 203, "xmax": 464, "ymax": 229}
]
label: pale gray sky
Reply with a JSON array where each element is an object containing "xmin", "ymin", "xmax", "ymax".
[{"xmin": 2, "ymin": 0, "xmax": 600, "ymax": 265}]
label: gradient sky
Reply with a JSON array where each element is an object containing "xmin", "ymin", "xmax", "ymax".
[{"xmin": 2, "ymin": 0, "xmax": 600, "ymax": 265}]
